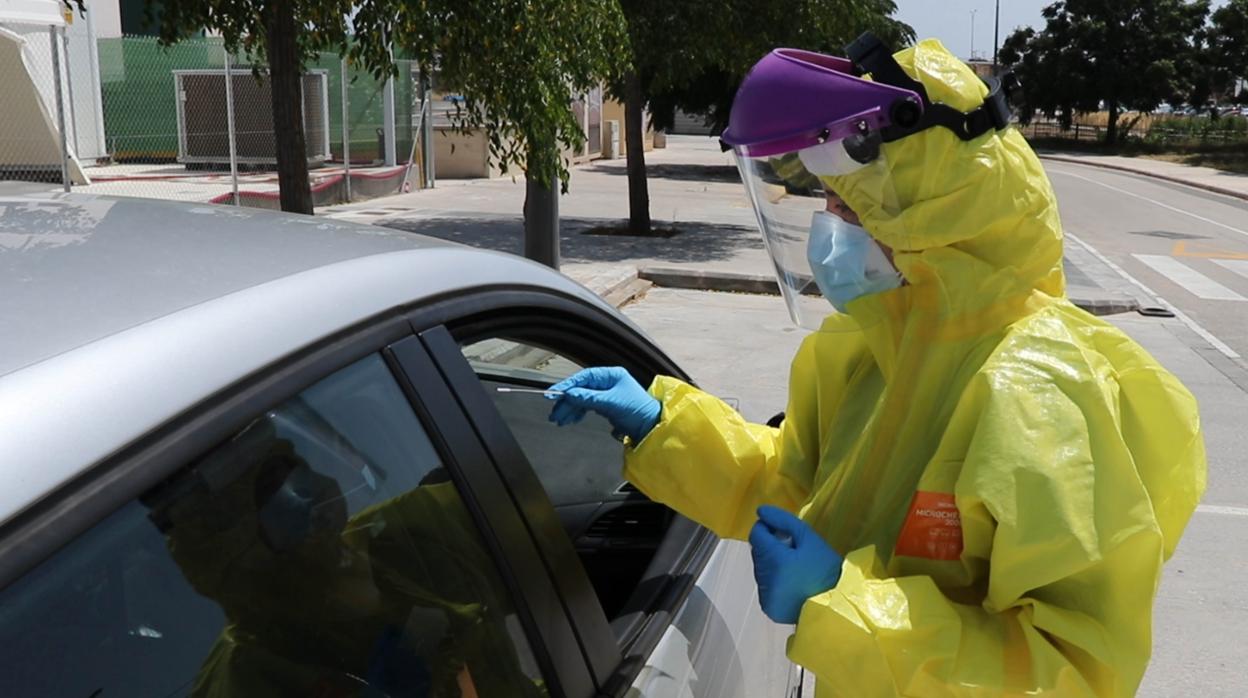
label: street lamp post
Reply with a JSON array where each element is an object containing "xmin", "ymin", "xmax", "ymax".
[
  {"xmin": 993, "ymin": 0, "xmax": 1001, "ymax": 71},
  {"xmin": 970, "ymin": 9, "xmax": 978, "ymax": 61}
]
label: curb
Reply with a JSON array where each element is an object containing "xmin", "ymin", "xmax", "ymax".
[
  {"xmin": 639, "ymin": 265, "xmax": 1140, "ymax": 317},
  {"xmin": 639, "ymin": 266, "xmax": 784, "ymax": 296},
  {"xmin": 1038, "ymin": 154, "xmax": 1248, "ymax": 202}
]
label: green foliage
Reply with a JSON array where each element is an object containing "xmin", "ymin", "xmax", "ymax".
[
  {"xmin": 616, "ymin": 0, "xmax": 913, "ymax": 134},
  {"xmin": 147, "ymin": 0, "xmax": 626, "ymax": 191},
  {"xmin": 999, "ymin": 0, "xmax": 1213, "ymax": 141},
  {"xmin": 1146, "ymin": 114, "xmax": 1248, "ymax": 143},
  {"xmin": 1197, "ymin": 0, "xmax": 1248, "ymax": 103},
  {"xmin": 354, "ymin": 0, "xmax": 628, "ymax": 189},
  {"xmin": 150, "ymin": 0, "xmax": 355, "ymax": 67}
]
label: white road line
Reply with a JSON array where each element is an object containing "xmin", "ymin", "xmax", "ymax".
[
  {"xmin": 1196, "ymin": 504, "xmax": 1248, "ymax": 517},
  {"xmin": 1049, "ymin": 168, "xmax": 1248, "ymax": 240},
  {"xmin": 1065, "ymin": 232, "xmax": 1242, "ymax": 359},
  {"xmin": 1132, "ymin": 255, "xmax": 1248, "ymax": 301},
  {"xmin": 1213, "ymin": 258, "xmax": 1248, "ymax": 280}
]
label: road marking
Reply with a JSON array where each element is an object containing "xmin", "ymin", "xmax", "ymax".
[
  {"xmin": 1196, "ymin": 504, "xmax": 1248, "ymax": 517},
  {"xmin": 1214, "ymin": 258, "xmax": 1248, "ymax": 280},
  {"xmin": 1065, "ymin": 232, "xmax": 1241, "ymax": 359},
  {"xmin": 1050, "ymin": 169, "xmax": 1248, "ymax": 240},
  {"xmin": 1172, "ymin": 241, "xmax": 1248, "ymax": 260},
  {"xmin": 1132, "ymin": 254, "xmax": 1248, "ymax": 301}
]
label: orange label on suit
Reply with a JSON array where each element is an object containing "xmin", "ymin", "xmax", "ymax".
[{"xmin": 894, "ymin": 491, "xmax": 963, "ymax": 560}]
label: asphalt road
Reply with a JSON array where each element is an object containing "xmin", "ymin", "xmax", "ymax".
[
  {"xmin": 625, "ymin": 158, "xmax": 1248, "ymax": 694},
  {"xmin": 1044, "ymin": 160, "xmax": 1248, "ymax": 696}
]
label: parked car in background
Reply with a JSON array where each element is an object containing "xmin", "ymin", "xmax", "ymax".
[{"xmin": 0, "ymin": 194, "xmax": 801, "ymax": 697}]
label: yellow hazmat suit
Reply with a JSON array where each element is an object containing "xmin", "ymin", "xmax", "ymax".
[{"xmin": 623, "ymin": 39, "xmax": 1206, "ymax": 697}]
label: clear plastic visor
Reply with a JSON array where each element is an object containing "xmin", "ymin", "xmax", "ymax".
[{"xmin": 734, "ymin": 140, "xmax": 900, "ymax": 330}]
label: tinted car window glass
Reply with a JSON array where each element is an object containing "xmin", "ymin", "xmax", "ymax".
[
  {"xmin": 0, "ymin": 354, "xmax": 546, "ymax": 697},
  {"xmin": 462, "ymin": 338, "xmax": 625, "ymax": 508},
  {"xmin": 461, "ymin": 337, "xmax": 674, "ymax": 618}
]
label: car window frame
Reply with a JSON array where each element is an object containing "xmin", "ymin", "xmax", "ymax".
[
  {"xmin": 0, "ymin": 310, "xmax": 594, "ymax": 698},
  {"xmin": 402, "ymin": 287, "xmax": 720, "ymax": 693}
]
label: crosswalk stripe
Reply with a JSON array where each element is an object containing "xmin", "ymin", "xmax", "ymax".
[
  {"xmin": 1213, "ymin": 258, "xmax": 1248, "ymax": 281},
  {"xmin": 1132, "ymin": 254, "xmax": 1247, "ymax": 301}
]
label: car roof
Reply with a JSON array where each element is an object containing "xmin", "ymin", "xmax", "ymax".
[
  {"xmin": 1, "ymin": 193, "xmax": 449, "ymax": 375},
  {"xmin": 0, "ymin": 193, "xmax": 617, "ymax": 525}
]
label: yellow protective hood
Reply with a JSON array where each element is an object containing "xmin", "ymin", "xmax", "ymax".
[{"xmin": 827, "ymin": 39, "xmax": 1065, "ymax": 319}]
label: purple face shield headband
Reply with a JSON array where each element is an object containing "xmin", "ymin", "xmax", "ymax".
[
  {"xmin": 719, "ymin": 47, "xmax": 924, "ymax": 158},
  {"xmin": 721, "ymin": 33, "xmax": 1020, "ymax": 159}
]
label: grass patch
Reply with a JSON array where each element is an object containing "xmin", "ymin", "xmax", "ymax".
[{"xmin": 582, "ymin": 224, "xmax": 681, "ymax": 238}]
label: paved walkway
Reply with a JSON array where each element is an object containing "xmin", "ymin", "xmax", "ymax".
[
  {"xmin": 323, "ymin": 136, "xmax": 769, "ymax": 282},
  {"xmin": 323, "ymin": 136, "xmax": 1184, "ymax": 314}
]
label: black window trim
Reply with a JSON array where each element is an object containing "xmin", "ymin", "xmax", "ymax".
[
  {"xmin": 385, "ymin": 334, "xmax": 595, "ymax": 697},
  {"xmin": 403, "ymin": 288, "xmax": 721, "ymax": 692},
  {"xmin": 0, "ymin": 306, "xmax": 594, "ymax": 698}
]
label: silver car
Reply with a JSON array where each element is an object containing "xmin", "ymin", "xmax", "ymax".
[{"xmin": 0, "ymin": 194, "xmax": 800, "ymax": 697}]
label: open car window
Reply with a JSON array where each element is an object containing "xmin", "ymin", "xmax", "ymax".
[
  {"xmin": 463, "ymin": 338, "xmax": 634, "ymax": 510},
  {"xmin": 459, "ymin": 337, "xmax": 675, "ymax": 621},
  {"xmin": 0, "ymin": 353, "xmax": 547, "ymax": 698}
]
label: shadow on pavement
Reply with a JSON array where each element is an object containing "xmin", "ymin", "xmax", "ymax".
[
  {"xmin": 589, "ymin": 163, "xmax": 741, "ymax": 183},
  {"xmin": 381, "ymin": 214, "xmax": 758, "ymax": 265}
]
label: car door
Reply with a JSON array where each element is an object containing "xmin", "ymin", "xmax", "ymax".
[
  {"xmin": 0, "ymin": 326, "xmax": 596, "ymax": 697},
  {"xmin": 398, "ymin": 286, "xmax": 801, "ymax": 697}
]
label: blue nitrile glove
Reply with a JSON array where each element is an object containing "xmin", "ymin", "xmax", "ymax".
[
  {"xmin": 749, "ymin": 505, "xmax": 843, "ymax": 624},
  {"xmin": 546, "ymin": 366, "xmax": 661, "ymax": 442}
]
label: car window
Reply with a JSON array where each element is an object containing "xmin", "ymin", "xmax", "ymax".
[
  {"xmin": 461, "ymin": 337, "xmax": 674, "ymax": 619},
  {"xmin": 462, "ymin": 338, "xmax": 628, "ymax": 509},
  {"xmin": 0, "ymin": 354, "xmax": 546, "ymax": 698}
]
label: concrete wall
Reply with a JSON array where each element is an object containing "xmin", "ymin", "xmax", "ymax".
[
  {"xmin": 432, "ymin": 122, "xmax": 598, "ymax": 179},
  {"xmin": 602, "ymin": 98, "xmax": 654, "ymax": 154},
  {"xmin": 433, "ymin": 126, "xmax": 490, "ymax": 178},
  {"xmin": 432, "ymin": 126, "xmax": 525, "ymax": 179}
]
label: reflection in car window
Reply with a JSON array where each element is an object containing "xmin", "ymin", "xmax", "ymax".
[
  {"xmin": 461, "ymin": 339, "xmax": 626, "ymax": 509},
  {"xmin": 0, "ymin": 354, "xmax": 546, "ymax": 697}
]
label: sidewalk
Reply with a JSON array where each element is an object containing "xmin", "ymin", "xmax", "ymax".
[
  {"xmin": 1037, "ymin": 150, "xmax": 1248, "ymax": 201},
  {"xmin": 321, "ymin": 135, "xmax": 1223, "ymax": 315}
]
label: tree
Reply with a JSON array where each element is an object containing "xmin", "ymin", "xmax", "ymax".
[
  {"xmin": 998, "ymin": 0, "xmax": 1210, "ymax": 145},
  {"xmin": 358, "ymin": 0, "xmax": 627, "ymax": 266},
  {"xmin": 149, "ymin": 0, "xmax": 626, "ymax": 247},
  {"xmin": 611, "ymin": 0, "xmax": 912, "ymax": 234},
  {"xmin": 151, "ymin": 0, "xmax": 354, "ymax": 214},
  {"xmin": 1195, "ymin": 0, "xmax": 1248, "ymax": 107}
]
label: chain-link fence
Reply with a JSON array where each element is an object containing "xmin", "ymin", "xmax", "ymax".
[
  {"xmin": 0, "ymin": 25, "xmax": 434, "ymax": 208},
  {"xmin": 1023, "ymin": 116, "xmax": 1248, "ymax": 147},
  {"xmin": 0, "ymin": 23, "xmax": 79, "ymax": 187}
]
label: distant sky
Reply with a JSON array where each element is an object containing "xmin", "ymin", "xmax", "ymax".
[{"xmin": 892, "ymin": 0, "xmax": 1228, "ymax": 62}]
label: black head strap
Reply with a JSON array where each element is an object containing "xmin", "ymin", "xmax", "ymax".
[{"xmin": 846, "ymin": 32, "xmax": 1017, "ymax": 143}]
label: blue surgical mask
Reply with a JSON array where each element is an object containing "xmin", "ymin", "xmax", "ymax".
[{"xmin": 806, "ymin": 211, "xmax": 902, "ymax": 312}]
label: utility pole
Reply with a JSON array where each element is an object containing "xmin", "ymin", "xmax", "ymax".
[
  {"xmin": 993, "ymin": 0, "xmax": 1001, "ymax": 72},
  {"xmin": 970, "ymin": 9, "xmax": 978, "ymax": 61}
]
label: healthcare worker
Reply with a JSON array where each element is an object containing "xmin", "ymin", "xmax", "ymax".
[{"xmin": 548, "ymin": 34, "xmax": 1206, "ymax": 696}]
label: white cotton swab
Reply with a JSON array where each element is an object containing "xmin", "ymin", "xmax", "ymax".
[{"xmin": 495, "ymin": 387, "xmax": 565, "ymax": 396}]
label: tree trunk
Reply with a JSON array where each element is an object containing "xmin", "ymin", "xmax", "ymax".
[
  {"xmin": 623, "ymin": 70, "xmax": 651, "ymax": 235},
  {"xmin": 1105, "ymin": 101, "xmax": 1119, "ymax": 147},
  {"xmin": 523, "ymin": 147, "xmax": 560, "ymax": 268},
  {"xmin": 265, "ymin": 0, "xmax": 313, "ymax": 214}
]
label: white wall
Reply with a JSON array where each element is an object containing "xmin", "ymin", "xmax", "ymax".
[{"xmin": 89, "ymin": 0, "xmax": 122, "ymax": 39}]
